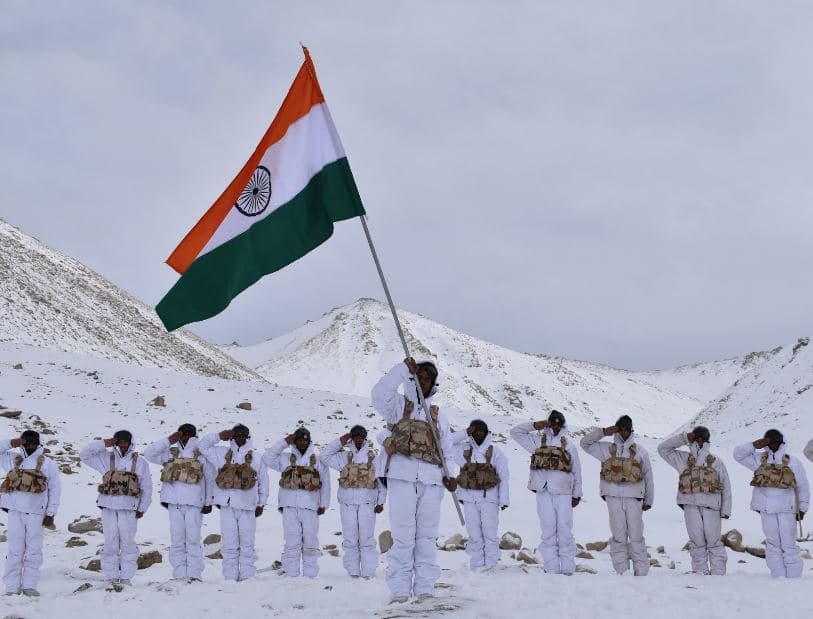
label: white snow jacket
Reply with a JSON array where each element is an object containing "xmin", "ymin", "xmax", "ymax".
[
  {"xmin": 580, "ymin": 428, "xmax": 654, "ymax": 506},
  {"xmin": 803, "ymin": 439, "xmax": 813, "ymax": 463},
  {"xmin": 733, "ymin": 442, "xmax": 810, "ymax": 514},
  {"xmin": 370, "ymin": 362, "xmax": 457, "ymax": 485},
  {"xmin": 198, "ymin": 434, "xmax": 269, "ymax": 511},
  {"xmin": 510, "ymin": 422, "xmax": 582, "ymax": 497},
  {"xmin": 80, "ymin": 440, "xmax": 153, "ymax": 513},
  {"xmin": 450, "ymin": 431, "xmax": 510, "ymax": 506},
  {"xmin": 144, "ymin": 436, "xmax": 215, "ymax": 508},
  {"xmin": 0, "ymin": 440, "xmax": 61, "ymax": 516},
  {"xmin": 320, "ymin": 438, "xmax": 386, "ymax": 506},
  {"xmin": 264, "ymin": 439, "xmax": 330, "ymax": 512},
  {"xmin": 657, "ymin": 432, "xmax": 731, "ymax": 517}
]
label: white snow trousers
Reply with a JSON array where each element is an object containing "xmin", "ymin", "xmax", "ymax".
[
  {"xmin": 536, "ymin": 491, "xmax": 576, "ymax": 574},
  {"xmin": 100, "ymin": 508, "xmax": 138, "ymax": 581},
  {"xmin": 683, "ymin": 505, "xmax": 726, "ymax": 575},
  {"xmin": 167, "ymin": 504, "xmax": 203, "ymax": 579},
  {"xmin": 282, "ymin": 507, "xmax": 320, "ymax": 578},
  {"xmin": 606, "ymin": 496, "xmax": 648, "ymax": 576},
  {"xmin": 761, "ymin": 512, "xmax": 802, "ymax": 578},
  {"xmin": 387, "ymin": 479, "xmax": 443, "ymax": 598},
  {"xmin": 3, "ymin": 511, "xmax": 43, "ymax": 594},
  {"xmin": 220, "ymin": 506, "xmax": 256, "ymax": 581},
  {"xmin": 462, "ymin": 500, "xmax": 500, "ymax": 571},
  {"xmin": 340, "ymin": 502, "xmax": 377, "ymax": 577}
]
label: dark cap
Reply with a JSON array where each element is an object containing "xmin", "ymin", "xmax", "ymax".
[
  {"xmin": 691, "ymin": 426, "xmax": 711, "ymax": 442},
  {"xmin": 294, "ymin": 427, "xmax": 311, "ymax": 441},
  {"xmin": 615, "ymin": 415, "xmax": 633, "ymax": 431},
  {"xmin": 764, "ymin": 429, "xmax": 784, "ymax": 444},
  {"xmin": 232, "ymin": 424, "xmax": 250, "ymax": 438},
  {"xmin": 548, "ymin": 410, "xmax": 566, "ymax": 426},
  {"xmin": 113, "ymin": 430, "xmax": 133, "ymax": 442},
  {"xmin": 470, "ymin": 419, "xmax": 489, "ymax": 434},
  {"xmin": 349, "ymin": 425, "xmax": 367, "ymax": 439}
]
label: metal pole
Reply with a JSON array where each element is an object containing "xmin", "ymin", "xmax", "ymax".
[{"xmin": 359, "ymin": 215, "xmax": 465, "ymax": 526}]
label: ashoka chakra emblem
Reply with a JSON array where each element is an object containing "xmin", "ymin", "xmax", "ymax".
[{"xmin": 234, "ymin": 165, "xmax": 271, "ymax": 216}]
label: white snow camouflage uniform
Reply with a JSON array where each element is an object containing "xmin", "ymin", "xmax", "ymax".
[
  {"xmin": 199, "ymin": 434, "xmax": 269, "ymax": 581},
  {"xmin": 734, "ymin": 441, "xmax": 810, "ymax": 578},
  {"xmin": 144, "ymin": 436, "xmax": 215, "ymax": 580},
  {"xmin": 264, "ymin": 439, "xmax": 330, "ymax": 578},
  {"xmin": 371, "ymin": 362, "xmax": 457, "ymax": 600},
  {"xmin": 657, "ymin": 431, "xmax": 731, "ymax": 575},
  {"xmin": 511, "ymin": 422, "xmax": 581, "ymax": 574},
  {"xmin": 320, "ymin": 437, "xmax": 386, "ymax": 577},
  {"xmin": 580, "ymin": 428, "xmax": 654, "ymax": 576},
  {"xmin": 0, "ymin": 439, "xmax": 61, "ymax": 594},
  {"xmin": 79, "ymin": 440, "xmax": 152, "ymax": 581},
  {"xmin": 451, "ymin": 430, "xmax": 509, "ymax": 571}
]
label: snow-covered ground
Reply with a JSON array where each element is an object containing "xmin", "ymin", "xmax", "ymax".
[{"xmin": 2, "ymin": 342, "xmax": 813, "ymax": 618}]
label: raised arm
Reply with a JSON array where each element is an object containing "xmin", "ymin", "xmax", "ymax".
[
  {"xmin": 733, "ymin": 442, "xmax": 761, "ymax": 471},
  {"xmin": 79, "ymin": 439, "xmax": 110, "ymax": 474},
  {"xmin": 580, "ymin": 427, "xmax": 608, "ymax": 461},
  {"xmin": 262, "ymin": 438, "xmax": 290, "ymax": 473},
  {"xmin": 197, "ymin": 433, "xmax": 223, "ymax": 468},
  {"xmin": 657, "ymin": 432, "xmax": 689, "ymax": 472},
  {"xmin": 371, "ymin": 362, "xmax": 410, "ymax": 424},
  {"xmin": 509, "ymin": 422, "xmax": 539, "ymax": 454},
  {"xmin": 143, "ymin": 437, "xmax": 171, "ymax": 466},
  {"xmin": 319, "ymin": 437, "xmax": 349, "ymax": 472},
  {"xmin": 0, "ymin": 438, "xmax": 17, "ymax": 471}
]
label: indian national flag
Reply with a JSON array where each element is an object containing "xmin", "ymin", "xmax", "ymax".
[{"xmin": 156, "ymin": 48, "xmax": 365, "ymax": 331}]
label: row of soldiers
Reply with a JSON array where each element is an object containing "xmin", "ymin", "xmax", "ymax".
[{"xmin": 1, "ymin": 358, "xmax": 811, "ymax": 601}]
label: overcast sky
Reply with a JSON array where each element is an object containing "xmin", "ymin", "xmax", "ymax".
[{"xmin": 2, "ymin": 1, "xmax": 812, "ymax": 370}]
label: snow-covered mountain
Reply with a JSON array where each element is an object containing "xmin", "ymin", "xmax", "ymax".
[
  {"xmin": 0, "ymin": 219, "xmax": 261, "ymax": 381},
  {"xmin": 688, "ymin": 336, "xmax": 813, "ymax": 446},
  {"xmin": 225, "ymin": 299, "xmax": 771, "ymax": 436}
]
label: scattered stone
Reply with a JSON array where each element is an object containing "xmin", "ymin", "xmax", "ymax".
[
  {"xmin": 60, "ymin": 464, "xmax": 75, "ymax": 475},
  {"xmin": 150, "ymin": 395, "xmax": 166, "ymax": 407},
  {"xmin": 203, "ymin": 533, "xmax": 221, "ymax": 545},
  {"xmin": 439, "ymin": 533, "xmax": 466, "ymax": 551},
  {"xmin": 236, "ymin": 402, "xmax": 252, "ymax": 411},
  {"xmin": 801, "ymin": 549, "xmax": 812, "ymax": 560},
  {"xmin": 13, "ymin": 363, "xmax": 22, "ymax": 370},
  {"xmin": 737, "ymin": 559, "xmax": 747, "ymax": 563},
  {"xmin": 745, "ymin": 546, "xmax": 766, "ymax": 558},
  {"xmin": 682, "ymin": 541, "xmax": 691, "ymax": 551},
  {"xmin": 68, "ymin": 516, "xmax": 102, "ymax": 534},
  {"xmin": 73, "ymin": 583, "xmax": 93, "ymax": 593},
  {"xmin": 656, "ymin": 546, "xmax": 665, "ymax": 554},
  {"xmin": 576, "ymin": 543, "xmax": 584, "ymax": 550},
  {"xmin": 323, "ymin": 544, "xmax": 337, "ymax": 550},
  {"xmin": 379, "ymin": 530, "xmax": 393, "ymax": 554},
  {"xmin": 66, "ymin": 536, "xmax": 88, "ymax": 548},
  {"xmin": 668, "ymin": 561, "xmax": 676, "ymax": 569},
  {"xmin": 137, "ymin": 550, "xmax": 163, "ymax": 569},
  {"xmin": 0, "ymin": 410, "xmax": 22, "ymax": 419},
  {"xmin": 722, "ymin": 529, "xmax": 744, "ymax": 553},
  {"xmin": 499, "ymin": 531, "xmax": 522, "ymax": 550},
  {"xmin": 82, "ymin": 559, "xmax": 101, "ymax": 572},
  {"xmin": 516, "ymin": 549, "xmax": 538, "ymax": 564},
  {"xmin": 575, "ymin": 564, "xmax": 597, "ymax": 574},
  {"xmin": 326, "ymin": 548, "xmax": 340, "ymax": 557},
  {"xmin": 206, "ymin": 550, "xmax": 223, "ymax": 560},
  {"xmin": 585, "ymin": 540, "xmax": 608, "ymax": 552},
  {"xmin": 650, "ymin": 559, "xmax": 661, "ymax": 567},
  {"xmin": 576, "ymin": 551, "xmax": 594, "ymax": 560},
  {"xmin": 0, "ymin": 533, "xmax": 6, "ymax": 543}
]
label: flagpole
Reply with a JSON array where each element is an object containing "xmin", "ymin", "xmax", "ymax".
[{"xmin": 358, "ymin": 215, "xmax": 466, "ymax": 526}]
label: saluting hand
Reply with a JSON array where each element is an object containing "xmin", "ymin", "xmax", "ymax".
[
  {"xmin": 339, "ymin": 433, "xmax": 351, "ymax": 445},
  {"xmin": 533, "ymin": 420, "xmax": 548, "ymax": 431},
  {"xmin": 404, "ymin": 357, "xmax": 418, "ymax": 374},
  {"xmin": 603, "ymin": 426, "xmax": 617, "ymax": 436},
  {"xmin": 219, "ymin": 430, "xmax": 234, "ymax": 441},
  {"xmin": 104, "ymin": 438, "xmax": 116, "ymax": 448},
  {"xmin": 10, "ymin": 438, "xmax": 23, "ymax": 448}
]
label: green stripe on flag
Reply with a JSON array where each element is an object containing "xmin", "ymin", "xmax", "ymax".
[{"xmin": 157, "ymin": 157, "xmax": 365, "ymax": 331}]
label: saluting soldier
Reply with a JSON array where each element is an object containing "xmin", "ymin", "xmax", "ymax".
[
  {"xmin": 144, "ymin": 423, "xmax": 214, "ymax": 582},
  {"xmin": 0, "ymin": 431, "xmax": 61, "ymax": 596}
]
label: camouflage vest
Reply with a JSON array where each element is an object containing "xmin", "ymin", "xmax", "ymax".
[
  {"xmin": 457, "ymin": 444, "xmax": 500, "ymax": 493},
  {"xmin": 383, "ymin": 400, "xmax": 442, "ymax": 467},
  {"xmin": 0, "ymin": 454, "xmax": 47, "ymax": 494},
  {"xmin": 215, "ymin": 449, "xmax": 257, "ymax": 490},
  {"xmin": 750, "ymin": 452, "xmax": 796, "ymax": 490},
  {"xmin": 280, "ymin": 453, "xmax": 322, "ymax": 491},
  {"xmin": 678, "ymin": 453, "xmax": 722, "ymax": 494},
  {"xmin": 530, "ymin": 434, "xmax": 572, "ymax": 472},
  {"xmin": 600, "ymin": 443, "xmax": 643, "ymax": 483},
  {"xmin": 99, "ymin": 452, "xmax": 141, "ymax": 497},
  {"xmin": 339, "ymin": 448, "xmax": 377, "ymax": 489},
  {"xmin": 160, "ymin": 445, "xmax": 204, "ymax": 484}
]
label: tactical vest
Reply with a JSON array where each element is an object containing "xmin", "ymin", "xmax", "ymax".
[
  {"xmin": 98, "ymin": 452, "xmax": 141, "ymax": 497},
  {"xmin": 750, "ymin": 452, "xmax": 796, "ymax": 490},
  {"xmin": 457, "ymin": 444, "xmax": 500, "ymax": 494},
  {"xmin": 215, "ymin": 449, "xmax": 257, "ymax": 490},
  {"xmin": 530, "ymin": 434, "xmax": 572, "ymax": 472},
  {"xmin": 339, "ymin": 449, "xmax": 377, "ymax": 489},
  {"xmin": 678, "ymin": 453, "xmax": 722, "ymax": 494},
  {"xmin": 280, "ymin": 453, "xmax": 322, "ymax": 491},
  {"xmin": 0, "ymin": 454, "xmax": 47, "ymax": 494},
  {"xmin": 600, "ymin": 443, "xmax": 643, "ymax": 483},
  {"xmin": 383, "ymin": 400, "xmax": 442, "ymax": 468},
  {"xmin": 160, "ymin": 446, "xmax": 204, "ymax": 484}
]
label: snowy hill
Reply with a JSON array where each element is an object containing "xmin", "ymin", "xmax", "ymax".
[
  {"xmin": 0, "ymin": 219, "xmax": 260, "ymax": 381},
  {"xmin": 688, "ymin": 336, "xmax": 813, "ymax": 446},
  {"xmin": 225, "ymin": 299, "xmax": 766, "ymax": 437},
  {"xmin": 0, "ymin": 340, "xmax": 809, "ymax": 618}
]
